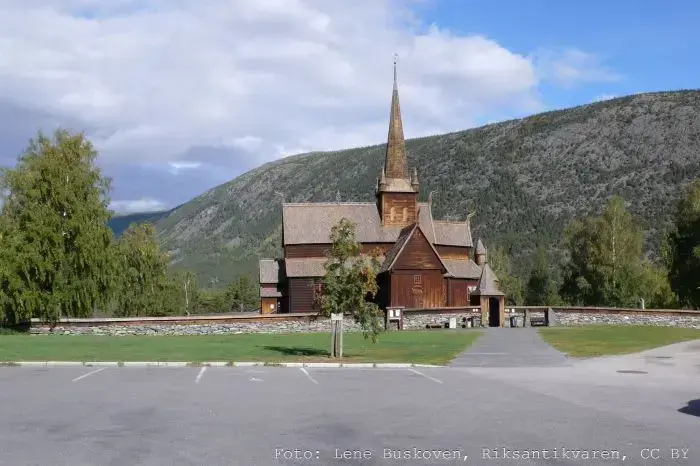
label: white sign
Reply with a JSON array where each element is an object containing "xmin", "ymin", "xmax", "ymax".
[{"xmin": 331, "ymin": 313, "xmax": 343, "ymax": 321}]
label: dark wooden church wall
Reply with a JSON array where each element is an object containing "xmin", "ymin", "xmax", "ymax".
[
  {"xmin": 288, "ymin": 278, "xmax": 318, "ymax": 312},
  {"xmin": 447, "ymin": 279, "xmax": 469, "ymax": 307},
  {"xmin": 391, "ymin": 271, "xmax": 445, "ymax": 309},
  {"xmin": 392, "ymin": 228, "xmax": 443, "ymax": 270}
]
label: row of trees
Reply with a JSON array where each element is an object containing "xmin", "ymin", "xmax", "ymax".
[
  {"xmin": 492, "ymin": 184, "xmax": 700, "ymax": 310},
  {"xmin": 0, "ymin": 130, "xmax": 257, "ymax": 326}
]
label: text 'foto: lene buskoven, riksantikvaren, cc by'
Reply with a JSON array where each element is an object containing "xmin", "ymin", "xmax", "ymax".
[{"xmin": 273, "ymin": 446, "xmax": 692, "ymax": 462}]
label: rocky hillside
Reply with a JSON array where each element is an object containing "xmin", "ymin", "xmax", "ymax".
[{"xmin": 145, "ymin": 90, "xmax": 700, "ymax": 286}]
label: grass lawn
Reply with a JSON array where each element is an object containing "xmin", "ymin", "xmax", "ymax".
[
  {"xmin": 539, "ymin": 325, "xmax": 700, "ymax": 358},
  {"xmin": 0, "ymin": 330, "xmax": 482, "ymax": 365}
]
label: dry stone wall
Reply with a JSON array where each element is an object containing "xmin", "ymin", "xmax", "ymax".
[
  {"xmin": 554, "ymin": 310, "xmax": 700, "ymax": 328},
  {"xmin": 31, "ymin": 317, "xmax": 363, "ymax": 336},
  {"xmin": 23, "ymin": 307, "xmax": 700, "ymax": 335}
]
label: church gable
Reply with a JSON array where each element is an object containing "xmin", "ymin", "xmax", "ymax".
[{"xmin": 387, "ymin": 224, "xmax": 447, "ymax": 272}]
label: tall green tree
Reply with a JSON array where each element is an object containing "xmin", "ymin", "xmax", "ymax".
[
  {"xmin": 314, "ymin": 218, "xmax": 383, "ymax": 352},
  {"xmin": 666, "ymin": 180, "xmax": 700, "ymax": 308},
  {"xmin": 561, "ymin": 196, "xmax": 675, "ymax": 308},
  {"xmin": 525, "ymin": 247, "xmax": 560, "ymax": 305},
  {"xmin": 488, "ymin": 246, "xmax": 524, "ymax": 305},
  {"xmin": 225, "ymin": 275, "xmax": 258, "ymax": 312},
  {"xmin": 114, "ymin": 223, "xmax": 172, "ymax": 317},
  {"xmin": 0, "ymin": 130, "xmax": 117, "ymax": 325}
]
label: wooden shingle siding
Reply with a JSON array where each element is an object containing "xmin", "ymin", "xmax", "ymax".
[
  {"xmin": 381, "ymin": 192, "xmax": 418, "ymax": 227},
  {"xmin": 392, "ymin": 228, "xmax": 444, "ymax": 271},
  {"xmin": 289, "ymin": 278, "xmax": 317, "ymax": 312},
  {"xmin": 391, "ymin": 271, "xmax": 445, "ymax": 308},
  {"xmin": 447, "ymin": 278, "xmax": 469, "ymax": 307}
]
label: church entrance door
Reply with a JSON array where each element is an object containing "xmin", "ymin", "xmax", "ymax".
[{"xmin": 488, "ymin": 297, "xmax": 500, "ymax": 327}]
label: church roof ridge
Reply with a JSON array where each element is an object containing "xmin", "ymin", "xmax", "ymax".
[{"xmin": 282, "ymin": 202, "xmax": 375, "ymax": 207}]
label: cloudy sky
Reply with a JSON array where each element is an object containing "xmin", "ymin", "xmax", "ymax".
[{"xmin": 1, "ymin": 0, "xmax": 698, "ymax": 213}]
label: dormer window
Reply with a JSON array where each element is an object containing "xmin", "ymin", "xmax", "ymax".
[{"xmin": 402, "ymin": 207, "xmax": 408, "ymax": 222}]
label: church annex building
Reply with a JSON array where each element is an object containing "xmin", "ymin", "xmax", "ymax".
[{"xmin": 259, "ymin": 62, "xmax": 506, "ymax": 326}]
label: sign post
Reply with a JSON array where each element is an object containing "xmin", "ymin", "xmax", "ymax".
[{"xmin": 331, "ymin": 313, "xmax": 343, "ymax": 358}]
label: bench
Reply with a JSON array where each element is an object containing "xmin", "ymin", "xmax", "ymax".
[
  {"xmin": 426, "ymin": 324, "xmax": 443, "ymax": 329},
  {"xmin": 529, "ymin": 317, "xmax": 547, "ymax": 327}
]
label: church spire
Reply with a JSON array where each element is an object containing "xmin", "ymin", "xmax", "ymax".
[{"xmin": 384, "ymin": 54, "xmax": 408, "ymax": 179}]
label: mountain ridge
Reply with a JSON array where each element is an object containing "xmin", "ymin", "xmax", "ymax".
[{"xmin": 112, "ymin": 89, "xmax": 700, "ymax": 286}]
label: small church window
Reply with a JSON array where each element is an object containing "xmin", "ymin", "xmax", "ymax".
[
  {"xmin": 390, "ymin": 207, "xmax": 396, "ymax": 221},
  {"xmin": 413, "ymin": 274, "xmax": 421, "ymax": 285},
  {"xmin": 402, "ymin": 207, "xmax": 408, "ymax": 222}
]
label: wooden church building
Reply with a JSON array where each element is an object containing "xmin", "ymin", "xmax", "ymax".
[{"xmin": 259, "ymin": 61, "xmax": 505, "ymax": 325}]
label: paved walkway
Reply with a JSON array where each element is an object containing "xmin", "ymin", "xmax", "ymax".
[{"xmin": 449, "ymin": 327, "xmax": 572, "ymax": 368}]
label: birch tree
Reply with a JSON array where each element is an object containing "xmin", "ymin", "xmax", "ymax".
[{"xmin": 0, "ymin": 130, "xmax": 118, "ymax": 325}]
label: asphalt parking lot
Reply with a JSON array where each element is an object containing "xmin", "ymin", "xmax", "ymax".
[{"xmin": 1, "ymin": 361, "xmax": 698, "ymax": 466}]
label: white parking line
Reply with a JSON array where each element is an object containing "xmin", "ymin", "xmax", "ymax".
[
  {"xmin": 408, "ymin": 368, "xmax": 443, "ymax": 384},
  {"xmin": 72, "ymin": 367, "xmax": 106, "ymax": 382},
  {"xmin": 195, "ymin": 367, "xmax": 207, "ymax": 383},
  {"xmin": 300, "ymin": 367, "xmax": 319, "ymax": 385}
]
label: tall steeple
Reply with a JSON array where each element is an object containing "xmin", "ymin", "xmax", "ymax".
[
  {"xmin": 376, "ymin": 54, "xmax": 419, "ymax": 227},
  {"xmin": 384, "ymin": 54, "xmax": 408, "ymax": 179}
]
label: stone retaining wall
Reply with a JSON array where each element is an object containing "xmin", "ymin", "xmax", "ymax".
[
  {"xmin": 552, "ymin": 310, "xmax": 700, "ymax": 328},
  {"xmin": 22, "ymin": 306, "xmax": 700, "ymax": 335},
  {"xmin": 31, "ymin": 315, "xmax": 363, "ymax": 335},
  {"xmin": 401, "ymin": 309, "xmax": 481, "ymax": 330}
]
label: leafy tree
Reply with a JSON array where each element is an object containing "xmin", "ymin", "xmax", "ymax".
[
  {"xmin": 193, "ymin": 288, "xmax": 227, "ymax": 314},
  {"xmin": 525, "ymin": 247, "xmax": 560, "ymax": 305},
  {"xmin": 561, "ymin": 196, "xmax": 676, "ymax": 308},
  {"xmin": 314, "ymin": 218, "xmax": 383, "ymax": 352},
  {"xmin": 488, "ymin": 246, "xmax": 524, "ymax": 305},
  {"xmin": 114, "ymin": 223, "xmax": 172, "ymax": 317},
  {"xmin": 0, "ymin": 130, "xmax": 117, "ymax": 325},
  {"xmin": 638, "ymin": 262, "xmax": 678, "ymax": 309},
  {"xmin": 666, "ymin": 180, "xmax": 700, "ymax": 308},
  {"xmin": 225, "ymin": 275, "xmax": 258, "ymax": 312}
]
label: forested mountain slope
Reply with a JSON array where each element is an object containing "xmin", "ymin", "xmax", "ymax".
[{"xmin": 147, "ymin": 90, "xmax": 700, "ymax": 285}]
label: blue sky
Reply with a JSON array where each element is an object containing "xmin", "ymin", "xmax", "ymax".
[
  {"xmin": 0, "ymin": 0, "xmax": 696, "ymax": 212},
  {"xmin": 422, "ymin": 0, "xmax": 700, "ymax": 111}
]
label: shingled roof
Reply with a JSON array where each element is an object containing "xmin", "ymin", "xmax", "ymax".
[
  {"xmin": 259, "ymin": 259, "xmax": 284, "ymax": 284},
  {"xmin": 259, "ymin": 287, "xmax": 282, "ymax": 298},
  {"xmin": 443, "ymin": 259, "xmax": 482, "ymax": 279},
  {"xmin": 285, "ymin": 258, "xmax": 327, "ymax": 277},
  {"xmin": 471, "ymin": 263, "xmax": 504, "ymax": 296},
  {"xmin": 434, "ymin": 221, "xmax": 472, "ymax": 247},
  {"xmin": 282, "ymin": 202, "xmax": 472, "ymax": 247}
]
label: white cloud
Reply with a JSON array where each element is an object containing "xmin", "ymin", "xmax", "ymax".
[
  {"xmin": 0, "ymin": 1, "xmax": 547, "ymax": 166},
  {"xmin": 0, "ymin": 1, "xmax": 619, "ymax": 210},
  {"xmin": 109, "ymin": 197, "xmax": 167, "ymax": 213},
  {"xmin": 533, "ymin": 48, "xmax": 621, "ymax": 88},
  {"xmin": 167, "ymin": 161, "xmax": 202, "ymax": 175}
]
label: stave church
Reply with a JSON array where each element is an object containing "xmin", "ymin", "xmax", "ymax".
[{"xmin": 259, "ymin": 61, "xmax": 505, "ymax": 325}]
